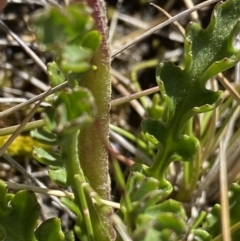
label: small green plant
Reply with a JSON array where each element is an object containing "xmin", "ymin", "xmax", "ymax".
[
  {"xmin": 141, "ymin": 0, "xmax": 240, "ymax": 193},
  {"xmin": 0, "ymin": 0, "xmax": 240, "ymax": 240}
]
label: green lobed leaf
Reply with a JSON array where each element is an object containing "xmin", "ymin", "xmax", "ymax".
[
  {"xmin": 133, "ymin": 210, "xmax": 186, "ymax": 241},
  {"xmin": 142, "ymin": 0, "xmax": 240, "ymax": 181},
  {"xmin": 49, "ymin": 166, "xmax": 67, "ymax": 187},
  {"xmin": 142, "ymin": 119, "xmax": 199, "ymax": 162},
  {"xmin": 32, "ymin": 147, "xmax": 63, "ymax": 167},
  {"xmin": 133, "ymin": 199, "xmax": 187, "ymax": 240},
  {"xmin": 30, "ymin": 127, "xmax": 58, "ymax": 145},
  {"xmin": 60, "ymin": 45, "xmax": 92, "ymax": 73},
  {"xmin": 43, "ymin": 87, "xmax": 96, "ymax": 137},
  {"xmin": 47, "ymin": 62, "xmax": 66, "ymax": 87},
  {"xmin": 126, "ymin": 169, "xmax": 159, "ymax": 203},
  {"xmin": 157, "ymin": 0, "xmax": 240, "ymax": 128},
  {"xmin": 147, "ymin": 93, "xmax": 166, "ymax": 120},
  {"xmin": 35, "ymin": 218, "xmax": 65, "ymax": 241},
  {"xmin": 31, "ymin": 4, "xmax": 102, "ymax": 77},
  {"xmin": 132, "ymin": 226, "xmax": 179, "ymax": 241},
  {"xmin": 119, "ymin": 165, "xmax": 175, "ymax": 238},
  {"xmin": 30, "ymin": 4, "xmax": 94, "ymax": 50},
  {"xmin": 145, "ymin": 199, "xmax": 187, "ymax": 220},
  {"xmin": 191, "ymin": 229, "xmax": 212, "ymax": 241},
  {"xmin": 129, "ymin": 164, "xmax": 172, "ymax": 200},
  {"xmin": 0, "ymin": 180, "xmax": 39, "ymax": 241},
  {"xmin": 205, "ymin": 183, "xmax": 240, "ymax": 240},
  {"xmin": 82, "ymin": 30, "xmax": 102, "ymax": 55}
]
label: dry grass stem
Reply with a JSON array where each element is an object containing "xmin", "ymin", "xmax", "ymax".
[{"xmin": 111, "ymin": 0, "xmax": 221, "ymax": 58}]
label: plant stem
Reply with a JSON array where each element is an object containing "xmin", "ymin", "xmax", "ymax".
[
  {"xmin": 77, "ymin": 0, "xmax": 111, "ymax": 200},
  {"xmin": 61, "ymin": 133, "xmax": 100, "ymax": 241},
  {"xmin": 74, "ymin": 175, "xmax": 95, "ymax": 241},
  {"xmin": 61, "ymin": 131, "xmax": 83, "ymax": 188},
  {"xmin": 74, "ymin": 0, "xmax": 115, "ymax": 239}
]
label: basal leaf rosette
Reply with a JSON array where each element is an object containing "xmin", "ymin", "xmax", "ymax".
[
  {"xmin": 119, "ymin": 164, "xmax": 175, "ymax": 238},
  {"xmin": 132, "ymin": 199, "xmax": 187, "ymax": 241}
]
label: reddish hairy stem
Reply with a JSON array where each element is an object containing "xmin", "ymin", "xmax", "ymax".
[{"xmin": 74, "ymin": 0, "xmax": 115, "ymax": 239}]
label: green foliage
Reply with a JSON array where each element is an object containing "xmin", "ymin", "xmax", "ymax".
[
  {"xmin": 118, "ymin": 0, "xmax": 240, "ymax": 240},
  {"xmin": 31, "ymin": 2, "xmax": 99, "ymax": 188},
  {"xmin": 118, "ymin": 164, "xmax": 187, "ymax": 240},
  {"xmin": 148, "ymin": 93, "xmax": 166, "ymax": 120},
  {"xmin": 30, "ymin": 3, "xmax": 112, "ymax": 241},
  {"xmin": 44, "ymin": 87, "xmax": 96, "ymax": 137},
  {"xmin": 132, "ymin": 199, "xmax": 187, "ymax": 241},
  {"xmin": 190, "ymin": 229, "xmax": 212, "ymax": 241},
  {"xmin": 31, "ymin": 128, "xmax": 58, "ymax": 145},
  {"xmin": 142, "ymin": 0, "xmax": 240, "ymax": 181},
  {"xmin": 31, "ymin": 5, "xmax": 93, "ymax": 48},
  {"xmin": 32, "ymin": 87, "xmax": 96, "ymax": 187},
  {"xmin": 47, "ymin": 62, "xmax": 65, "ymax": 87},
  {"xmin": 204, "ymin": 183, "xmax": 240, "ymax": 240},
  {"xmin": 0, "ymin": 180, "xmax": 39, "ymax": 241},
  {"xmin": 31, "ymin": 3, "xmax": 101, "ymax": 76},
  {"xmin": 35, "ymin": 218, "xmax": 66, "ymax": 241},
  {"xmin": 0, "ymin": 180, "xmax": 69, "ymax": 241},
  {"xmin": 1, "ymin": 0, "xmax": 240, "ymax": 241},
  {"xmin": 183, "ymin": 184, "xmax": 240, "ymax": 241}
]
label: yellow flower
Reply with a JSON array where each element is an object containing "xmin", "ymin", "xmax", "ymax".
[{"xmin": 0, "ymin": 135, "xmax": 49, "ymax": 157}]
